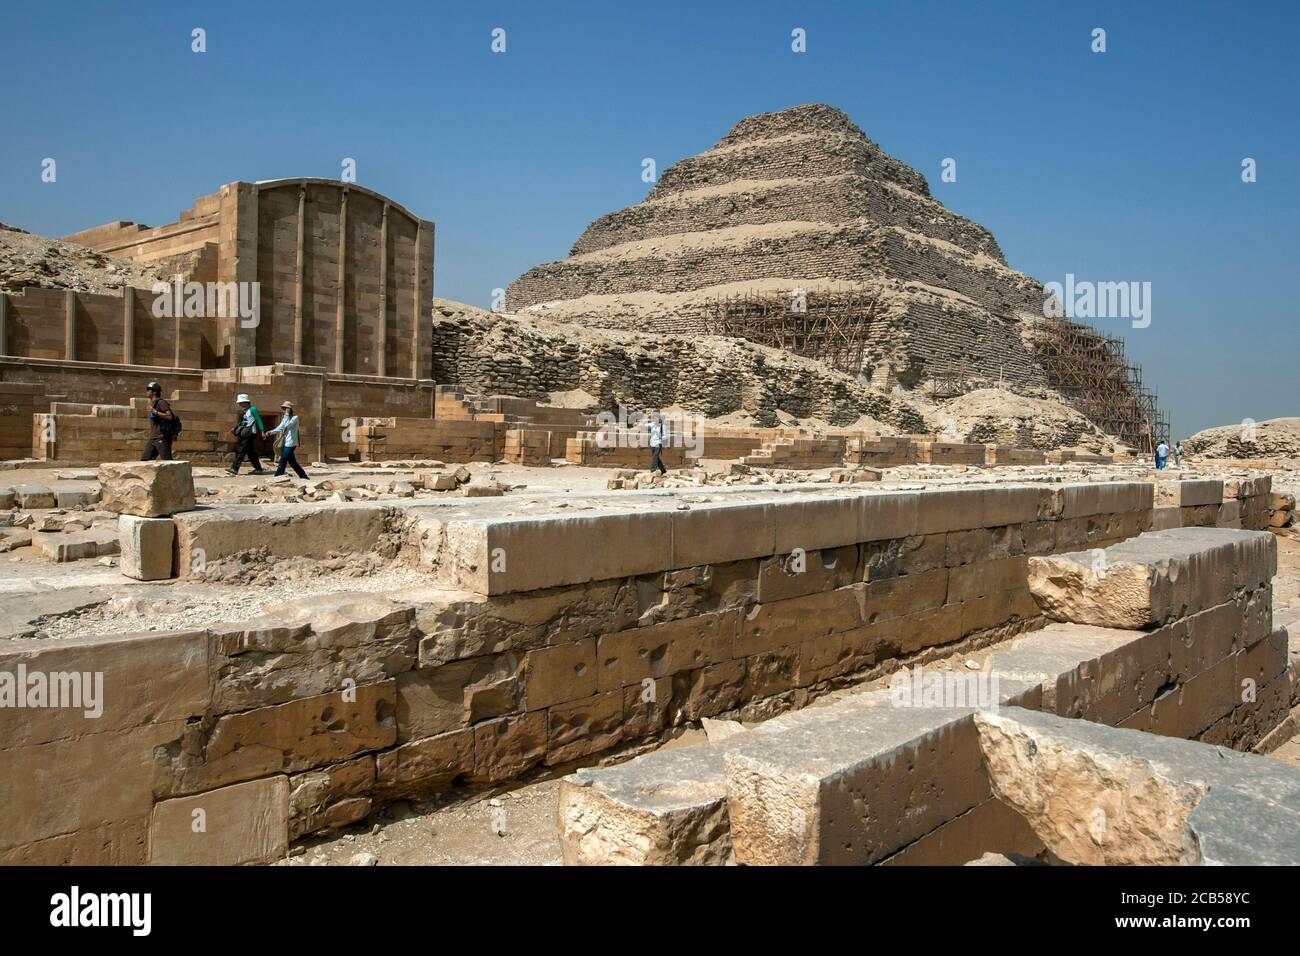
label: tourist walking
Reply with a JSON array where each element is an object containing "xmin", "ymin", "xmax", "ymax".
[
  {"xmin": 1174, "ymin": 441, "xmax": 1184, "ymax": 468},
  {"xmin": 265, "ymin": 401, "xmax": 308, "ymax": 479},
  {"xmin": 140, "ymin": 381, "xmax": 179, "ymax": 461},
  {"xmin": 228, "ymin": 393, "xmax": 266, "ymax": 475},
  {"xmin": 1155, "ymin": 438, "xmax": 1170, "ymax": 470},
  {"xmin": 647, "ymin": 412, "xmax": 668, "ymax": 475}
]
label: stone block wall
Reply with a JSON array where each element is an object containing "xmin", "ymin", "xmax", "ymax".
[
  {"xmin": 557, "ymin": 526, "xmax": 1293, "ymax": 866},
  {"xmin": 21, "ymin": 480, "xmax": 1292, "ymax": 866},
  {"xmin": 1, "ymin": 287, "xmax": 209, "ymax": 368},
  {"xmin": 26, "ymin": 365, "xmax": 436, "ymax": 464}
]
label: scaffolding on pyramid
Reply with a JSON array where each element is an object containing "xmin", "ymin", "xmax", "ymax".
[
  {"xmin": 703, "ymin": 290, "xmax": 879, "ymax": 377},
  {"xmin": 1031, "ymin": 317, "xmax": 1169, "ymax": 454}
]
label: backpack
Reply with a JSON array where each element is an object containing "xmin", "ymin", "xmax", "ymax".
[{"xmin": 159, "ymin": 409, "xmax": 182, "ymax": 439}]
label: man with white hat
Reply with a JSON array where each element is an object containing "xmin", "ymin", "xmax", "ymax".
[
  {"xmin": 227, "ymin": 393, "xmax": 266, "ymax": 475},
  {"xmin": 264, "ymin": 400, "xmax": 308, "ymax": 479}
]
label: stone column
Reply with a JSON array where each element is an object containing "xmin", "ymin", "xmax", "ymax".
[
  {"xmin": 122, "ymin": 286, "xmax": 134, "ymax": 364},
  {"xmin": 0, "ymin": 293, "xmax": 8, "ymax": 356},
  {"xmin": 377, "ymin": 203, "xmax": 388, "ymax": 377},
  {"xmin": 64, "ymin": 290, "xmax": 76, "ymax": 361},
  {"xmin": 293, "ymin": 184, "xmax": 307, "ymax": 365},
  {"xmin": 413, "ymin": 220, "xmax": 434, "ymax": 380},
  {"xmin": 335, "ymin": 188, "xmax": 348, "ymax": 373}
]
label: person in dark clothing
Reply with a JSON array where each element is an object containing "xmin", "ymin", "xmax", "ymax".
[
  {"xmin": 228, "ymin": 393, "xmax": 266, "ymax": 475},
  {"xmin": 140, "ymin": 381, "xmax": 175, "ymax": 461}
]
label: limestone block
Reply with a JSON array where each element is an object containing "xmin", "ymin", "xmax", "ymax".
[
  {"xmin": 547, "ymin": 690, "xmax": 624, "ymax": 765},
  {"xmin": 98, "ymin": 460, "xmax": 195, "ymax": 517},
  {"xmin": 118, "ymin": 515, "xmax": 175, "ymax": 580},
  {"xmin": 740, "ymin": 586, "xmax": 864, "ymax": 656},
  {"xmin": 33, "ymin": 528, "xmax": 119, "ymax": 562},
  {"xmin": 683, "ymin": 659, "xmax": 747, "ymax": 720},
  {"xmin": 559, "ymin": 741, "xmax": 738, "ymax": 865},
  {"xmin": 979, "ymin": 486, "xmax": 1045, "ymax": 527},
  {"xmin": 948, "ymin": 556, "xmax": 1028, "ymax": 603},
  {"xmin": 211, "ymin": 594, "xmax": 416, "ymax": 712},
  {"xmin": 1028, "ymin": 528, "xmax": 1274, "ymax": 629},
  {"xmin": 416, "ymin": 580, "xmax": 637, "ymax": 664},
  {"xmin": 756, "ymin": 545, "xmax": 858, "ymax": 603},
  {"xmin": 622, "ymin": 676, "xmax": 673, "ymax": 739},
  {"xmin": 881, "ymin": 798, "xmax": 1042, "ymax": 866},
  {"xmin": 471, "ymin": 711, "xmax": 547, "ymax": 782},
  {"xmin": 674, "ymin": 501, "xmax": 776, "ymax": 566},
  {"xmin": 55, "ymin": 484, "xmax": 99, "ymax": 509},
  {"xmin": 288, "ymin": 756, "xmax": 375, "ymax": 839},
  {"xmin": 0, "ymin": 720, "xmax": 186, "ymax": 853},
  {"xmin": 858, "ymin": 491, "xmax": 919, "ymax": 542},
  {"xmin": 160, "ymin": 681, "xmax": 397, "ymax": 795},
  {"xmin": 149, "ymin": 776, "xmax": 289, "ymax": 865},
  {"xmin": 174, "ymin": 502, "xmax": 389, "ymax": 576},
  {"xmin": 1148, "ymin": 654, "xmax": 1239, "ymax": 739},
  {"xmin": 860, "ymin": 568, "xmax": 948, "ymax": 626},
  {"xmin": 395, "ymin": 654, "xmax": 515, "ymax": 741},
  {"xmin": 597, "ymin": 610, "xmax": 740, "ymax": 692},
  {"xmin": 522, "ymin": 639, "xmax": 597, "ymax": 710},
  {"xmin": 974, "ymin": 707, "xmax": 1300, "ymax": 866},
  {"xmin": 14, "ymin": 484, "xmax": 55, "ymax": 509},
  {"xmin": 1150, "ymin": 505, "xmax": 1182, "ymax": 530},
  {"xmin": 724, "ymin": 704, "xmax": 990, "ymax": 865},
  {"xmin": 1168, "ymin": 601, "xmax": 1240, "ymax": 682},
  {"xmin": 373, "ymin": 728, "xmax": 474, "ymax": 797},
  {"xmin": 0, "ymin": 818, "xmax": 149, "ymax": 866},
  {"xmin": 1055, "ymin": 481, "xmax": 1153, "ymax": 520},
  {"xmin": 433, "ymin": 508, "xmax": 674, "ymax": 595},
  {"xmin": 0, "ymin": 629, "xmax": 209, "ymax": 748},
  {"xmin": 1157, "ymin": 479, "xmax": 1223, "ymax": 508},
  {"xmin": 914, "ymin": 488, "xmax": 987, "ymax": 535}
]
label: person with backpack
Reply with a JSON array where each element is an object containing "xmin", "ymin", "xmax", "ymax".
[
  {"xmin": 227, "ymin": 393, "xmax": 266, "ymax": 475},
  {"xmin": 141, "ymin": 381, "xmax": 180, "ymax": 461},
  {"xmin": 264, "ymin": 400, "xmax": 309, "ymax": 478}
]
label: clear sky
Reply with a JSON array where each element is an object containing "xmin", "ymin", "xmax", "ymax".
[{"xmin": 3, "ymin": 1, "xmax": 1296, "ymax": 437}]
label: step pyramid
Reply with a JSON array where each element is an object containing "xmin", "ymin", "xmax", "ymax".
[{"xmin": 506, "ymin": 103, "xmax": 1051, "ymax": 391}]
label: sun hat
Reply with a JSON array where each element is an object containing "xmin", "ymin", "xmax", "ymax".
[{"xmin": 236, "ymin": 394, "xmax": 250, "ymax": 404}]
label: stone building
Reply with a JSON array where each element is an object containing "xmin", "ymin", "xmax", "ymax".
[
  {"xmin": 63, "ymin": 178, "xmax": 434, "ymax": 379},
  {"xmin": 0, "ymin": 179, "xmax": 436, "ymax": 463}
]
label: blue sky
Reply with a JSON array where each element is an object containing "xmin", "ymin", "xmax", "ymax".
[{"xmin": 3, "ymin": 1, "xmax": 1296, "ymax": 436}]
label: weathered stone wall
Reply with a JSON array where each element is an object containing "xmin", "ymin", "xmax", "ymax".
[
  {"xmin": 572, "ymin": 175, "xmax": 1004, "ymax": 261},
  {"xmin": 0, "ymin": 480, "xmax": 1172, "ymax": 864},
  {"xmin": 0, "ymin": 287, "xmax": 210, "ymax": 368},
  {"xmin": 25, "ymin": 364, "xmax": 435, "ymax": 464},
  {"xmin": 558, "ymin": 525, "xmax": 1292, "ymax": 866},
  {"xmin": 429, "ymin": 303, "xmax": 931, "ymax": 432}
]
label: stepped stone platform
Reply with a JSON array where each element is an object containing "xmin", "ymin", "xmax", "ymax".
[
  {"xmin": 557, "ymin": 527, "xmax": 1296, "ymax": 866},
  {"xmin": 0, "ymin": 458, "xmax": 1291, "ymax": 865}
]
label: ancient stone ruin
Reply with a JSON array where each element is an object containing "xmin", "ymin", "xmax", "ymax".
[
  {"xmin": 0, "ymin": 103, "xmax": 1296, "ymax": 870},
  {"xmin": 506, "ymin": 104, "xmax": 1167, "ymax": 451}
]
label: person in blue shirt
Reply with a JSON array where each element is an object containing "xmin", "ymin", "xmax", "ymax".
[
  {"xmin": 1155, "ymin": 440, "xmax": 1169, "ymax": 470},
  {"xmin": 265, "ymin": 401, "xmax": 308, "ymax": 478}
]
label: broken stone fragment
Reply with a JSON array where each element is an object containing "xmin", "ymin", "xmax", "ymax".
[{"xmin": 98, "ymin": 460, "xmax": 196, "ymax": 517}]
